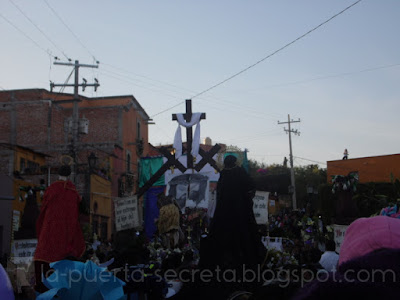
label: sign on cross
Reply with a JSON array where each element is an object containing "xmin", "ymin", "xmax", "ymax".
[{"xmin": 172, "ymin": 99, "xmax": 206, "ymax": 169}]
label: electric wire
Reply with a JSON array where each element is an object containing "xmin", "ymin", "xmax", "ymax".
[
  {"xmin": 97, "ymin": 70, "xmax": 183, "ymax": 100},
  {"xmin": 8, "ymin": 0, "xmax": 69, "ymax": 61},
  {"xmin": 101, "ymin": 63, "xmax": 196, "ymax": 95},
  {"xmin": 294, "ymin": 156, "xmax": 327, "ymax": 166},
  {"xmin": 189, "ymin": 0, "xmax": 362, "ymax": 100},
  {"xmin": 43, "ymin": 0, "xmax": 97, "ymax": 61},
  {"xmin": 255, "ymin": 63, "xmax": 400, "ymax": 90},
  {"xmin": 144, "ymin": 0, "xmax": 364, "ymax": 119},
  {"xmin": 100, "ymin": 63, "xmax": 283, "ymax": 120},
  {"xmin": 100, "ymin": 59, "xmax": 397, "ymax": 121},
  {"xmin": 0, "ymin": 12, "xmax": 52, "ymax": 56}
]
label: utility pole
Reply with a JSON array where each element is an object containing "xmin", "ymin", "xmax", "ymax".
[
  {"xmin": 50, "ymin": 60, "xmax": 99, "ymax": 182},
  {"xmin": 278, "ymin": 114, "xmax": 300, "ymax": 210}
]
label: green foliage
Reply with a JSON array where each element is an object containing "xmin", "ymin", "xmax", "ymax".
[
  {"xmin": 249, "ymin": 159, "xmax": 327, "ymax": 210},
  {"xmin": 294, "ymin": 164, "xmax": 327, "ymax": 209},
  {"xmin": 318, "ymin": 184, "xmax": 336, "ymax": 223},
  {"xmin": 354, "ymin": 180, "xmax": 400, "ymax": 217}
]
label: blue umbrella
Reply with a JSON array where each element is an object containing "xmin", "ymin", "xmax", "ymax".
[
  {"xmin": 0, "ymin": 264, "xmax": 14, "ymax": 300},
  {"xmin": 36, "ymin": 260, "xmax": 126, "ymax": 300}
]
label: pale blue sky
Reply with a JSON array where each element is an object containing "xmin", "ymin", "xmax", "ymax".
[{"xmin": 1, "ymin": 0, "xmax": 399, "ymax": 168}]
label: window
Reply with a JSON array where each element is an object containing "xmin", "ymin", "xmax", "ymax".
[
  {"xmin": 20, "ymin": 158, "xmax": 26, "ymax": 173},
  {"xmin": 127, "ymin": 153, "xmax": 131, "ymax": 173},
  {"xmin": 27, "ymin": 160, "xmax": 39, "ymax": 174}
]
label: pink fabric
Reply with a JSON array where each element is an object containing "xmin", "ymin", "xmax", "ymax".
[{"xmin": 339, "ymin": 216, "xmax": 400, "ymax": 266}]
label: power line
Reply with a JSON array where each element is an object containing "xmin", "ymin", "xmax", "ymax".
[
  {"xmin": 43, "ymin": 0, "xmax": 97, "ymax": 61},
  {"xmin": 0, "ymin": 12, "xmax": 52, "ymax": 56},
  {"xmin": 8, "ymin": 0, "xmax": 69, "ymax": 60},
  {"xmin": 103, "ymin": 67, "xmax": 281, "ymax": 120},
  {"xmin": 101, "ymin": 63, "xmax": 281, "ymax": 119},
  {"xmin": 151, "ymin": 101, "xmax": 185, "ymax": 118},
  {"xmin": 256, "ymin": 63, "xmax": 400, "ymax": 90},
  {"xmin": 98, "ymin": 70, "xmax": 184, "ymax": 100},
  {"xmin": 190, "ymin": 0, "xmax": 362, "ymax": 100},
  {"xmin": 294, "ymin": 156, "xmax": 327, "ymax": 166},
  {"xmin": 101, "ymin": 62, "xmax": 196, "ymax": 95}
]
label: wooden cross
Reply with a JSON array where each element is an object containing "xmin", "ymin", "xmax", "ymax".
[
  {"xmin": 136, "ymin": 100, "xmax": 222, "ymax": 198},
  {"xmin": 194, "ymin": 145, "xmax": 222, "ymax": 173},
  {"xmin": 136, "ymin": 146, "xmax": 187, "ymax": 198},
  {"xmin": 172, "ymin": 99, "xmax": 206, "ymax": 169}
]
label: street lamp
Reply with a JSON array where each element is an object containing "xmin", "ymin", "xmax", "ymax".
[{"xmin": 88, "ymin": 152, "xmax": 98, "ymax": 171}]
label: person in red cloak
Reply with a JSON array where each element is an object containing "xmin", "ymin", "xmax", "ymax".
[{"xmin": 34, "ymin": 165, "xmax": 86, "ymax": 293}]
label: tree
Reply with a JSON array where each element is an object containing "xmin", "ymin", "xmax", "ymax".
[
  {"xmin": 294, "ymin": 164, "xmax": 327, "ymax": 211},
  {"xmin": 249, "ymin": 159, "xmax": 327, "ymax": 212}
]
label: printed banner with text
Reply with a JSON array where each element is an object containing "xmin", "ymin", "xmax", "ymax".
[
  {"xmin": 114, "ymin": 196, "xmax": 139, "ymax": 231},
  {"xmin": 253, "ymin": 191, "xmax": 269, "ymax": 225}
]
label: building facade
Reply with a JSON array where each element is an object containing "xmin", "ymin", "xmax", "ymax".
[
  {"xmin": 0, "ymin": 89, "xmax": 151, "ymax": 251},
  {"xmin": 327, "ymin": 153, "xmax": 400, "ymax": 183},
  {"xmin": 0, "ymin": 144, "xmax": 47, "ymax": 257}
]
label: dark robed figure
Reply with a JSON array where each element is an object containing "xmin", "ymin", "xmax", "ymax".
[{"xmin": 205, "ymin": 155, "xmax": 265, "ymax": 269}]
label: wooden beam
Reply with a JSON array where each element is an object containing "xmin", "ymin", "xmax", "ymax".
[{"xmin": 194, "ymin": 144, "xmax": 221, "ymax": 173}]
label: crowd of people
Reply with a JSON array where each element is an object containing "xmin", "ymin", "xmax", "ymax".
[{"xmin": 2, "ymin": 156, "xmax": 400, "ymax": 299}]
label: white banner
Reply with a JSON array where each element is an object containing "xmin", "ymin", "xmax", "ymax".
[
  {"xmin": 333, "ymin": 224, "xmax": 349, "ymax": 253},
  {"xmin": 114, "ymin": 196, "xmax": 139, "ymax": 231},
  {"xmin": 11, "ymin": 239, "xmax": 37, "ymax": 265},
  {"xmin": 166, "ymin": 173, "xmax": 210, "ymax": 212},
  {"xmin": 253, "ymin": 191, "xmax": 269, "ymax": 225}
]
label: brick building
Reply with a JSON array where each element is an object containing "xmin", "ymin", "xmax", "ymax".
[
  {"xmin": 0, "ymin": 88, "xmax": 151, "ymax": 248},
  {"xmin": 327, "ymin": 153, "xmax": 400, "ymax": 183}
]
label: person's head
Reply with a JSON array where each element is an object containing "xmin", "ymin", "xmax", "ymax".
[
  {"xmin": 224, "ymin": 155, "xmax": 237, "ymax": 169},
  {"xmin": 325, "ymin": 239, "xmax": 336, "ymax": 252},
  {"xmin": 308, "ymin": 247, "xmax": 321, "ymax": 264},
  {"xmin": 339, "ymin": 216, "xmax": 400, "ymax": 266},
  {"xmin": 58, "ymin": 165, "xmax": 71, "ymax": 180}
]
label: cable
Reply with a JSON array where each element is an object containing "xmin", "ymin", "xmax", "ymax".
[
  {"xmin": 151, "ymin": 101, "xmax": 186, "ymax": 118},
  {"xmin": 294, "ymin": 156, "xmax": 327, "ymax": 166},
  {"xmin": 189, "ymin": 0, "xmax": 362, "ymax": 100},
  {"xmin": 8, "ymin": 0, "xmax": 69, "ymax": 61},
  {"xmin": 223, "ymin": 130, "xmax": 283, "ymax": 145},
  {"xmin": 98, "ymin": 70, "xmax": 184, "ymax": 100},
  {"xmin": 101, "ymin": 68, "xmax": 280, "ymax": 119},
  {"xmin": 43, "ymin": 0, "xmax": 97, "ymax": 61},
  {"xmin": 256, "ymin": 63, "xmax": 400, "ymax": 90},
  {"xmin": 0, "ymin": 12, "xmax": 53, "ymax": 56},
  {"xmin": 147, "ymin": 0, "xmax": 363, "ymax": 118},
  {"xmin": 101, "ymin": 62, "xmax": 196, "ymax": 95},
  {"xmin": 100, "ymin": 63, "xmax": 283, "ymax": 120}
]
